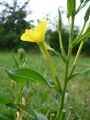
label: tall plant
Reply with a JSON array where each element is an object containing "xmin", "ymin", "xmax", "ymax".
[{"xmin": 0, "ymin": 0, "xmax": 90, "ymax": 120}]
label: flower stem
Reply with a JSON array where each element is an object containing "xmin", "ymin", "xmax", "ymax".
[{"xmin": 39, "ymin": 41, "xmax": 62, "ymax": 94}]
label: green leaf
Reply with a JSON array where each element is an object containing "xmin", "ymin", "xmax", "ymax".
[
  {"xmin": 73, "ymin": 25, "xmax": 90, "ymax": 46},
  {"xmin": 35, "ymin": 112, "xmax": 48, "ymax": 120},
  {"xmin": 6, "ymin": 68, "xmax": 48, "ymax": 86},
  {"xmin": 0, "ymin": 95, "xmax": 13, "ymax": 104},
  {"xmin": 67, "ymin": 0, "xmax": 76, "ymax": 16},
  {"xmin": 76, "ymin": 0, "xmax": 90, "ymax": 14},
  {"xmin": 69, "ymin": 68, "xmax": 90, "ymax": 80}
]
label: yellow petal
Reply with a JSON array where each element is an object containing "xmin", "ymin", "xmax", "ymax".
[
  {"xmin": 21, "ymin": 20, "xmax": 47, "ymax": 43},
  {"xmin": 21, "ymin": 29, "xmax": 37, "ymax": 42}
]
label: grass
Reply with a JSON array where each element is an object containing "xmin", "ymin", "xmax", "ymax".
[{"xmin": 0, "ymin": 52, "xmax": 90, "ymax": 120}]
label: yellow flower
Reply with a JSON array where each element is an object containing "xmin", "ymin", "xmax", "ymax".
[{"xmin": 21, "ymin": 20, "xmax": 47, "ymax": 43}]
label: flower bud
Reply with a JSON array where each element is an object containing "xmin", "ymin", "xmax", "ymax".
[
  {"xmin": 67, "ymin": 0, "xmax": 76, "ymax": 17},
  {"xmin": 58, "ymin": 9, "xmax": 62, "ymax": 32}
]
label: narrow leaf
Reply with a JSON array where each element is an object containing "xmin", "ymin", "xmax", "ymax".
[
  {"xmin": 6, "ymin": 68, "xmax": 48, "ymax": 86},
  {"xmin": 69, "ymin": 68, "xmax": 90, "ymax": 80},
  {"xmin": 76, "ymin": 0, "xmax": 90, "ymax": 14},
  {"xmin": 73, "ymin": 25, "xmax": 90, "ymax": 46}
]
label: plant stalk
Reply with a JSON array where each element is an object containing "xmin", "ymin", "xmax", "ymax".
[
  {"xmin": 68, "ymin": 21, "xmax": 86, "ymax": 80},
  {"xmin": 39, "ymin": 41, "xmax": 62, "ymax": 94},
  {"xmin": 57, "ymin": 16, "xmax": 75, "ymax": 119}
]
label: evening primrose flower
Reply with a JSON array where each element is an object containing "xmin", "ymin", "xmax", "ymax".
[{"xmin": 21, "ymin": 20, "xmax": 47, "ymax": 43}]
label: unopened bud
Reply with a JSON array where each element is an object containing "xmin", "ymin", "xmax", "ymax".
[{"xmin": 58, "ymin": 9, "xmax": 62, "ymax": 32}]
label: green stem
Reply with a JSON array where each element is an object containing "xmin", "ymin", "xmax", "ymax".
[
  {"xmin": 57, "ymin": 61, "xmax": 68, "ymax": 120},
  {"xmin": 68, "ymin": 21, "xmax": 86, "ymax": 80},
  {"xmin": 57, "ymin": 16, "xmax": 75, "ymax": 119},
  {"xmin": 68, "ymin": 16, "xmax": 74, "ymax": 58},
  {"xmin": 39, "ymin": 41, "xmax": 62, "ymax": 94}
]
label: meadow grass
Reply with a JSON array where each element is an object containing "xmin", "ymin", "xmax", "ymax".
[{"xmin": 0, "ymin": 52, "xmax": 90, "ymax": 120}]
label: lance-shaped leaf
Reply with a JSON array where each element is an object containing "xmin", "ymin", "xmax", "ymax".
[
  {"xmin": 73, "ymin": 25, "xmax": 90, "ymax": 46},
  {"xmin": 68, "ymin": 68, "xmax": 90, "ymax": 80},
  {"xmin": 6, "ymin": 68, "xmax": 48, "ymax": 86}
]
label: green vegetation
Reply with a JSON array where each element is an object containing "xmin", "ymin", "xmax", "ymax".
[
  {"xmin": 0, "ymin": 0, "xmax": 90, "ymax": 120},
  {"xmin": 0, "ymin": 0, "xmax": 90, "ymax": 56},
  {"xmin": 0, "ymin": 52, "xmax": 90, "ymax": 120}
]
